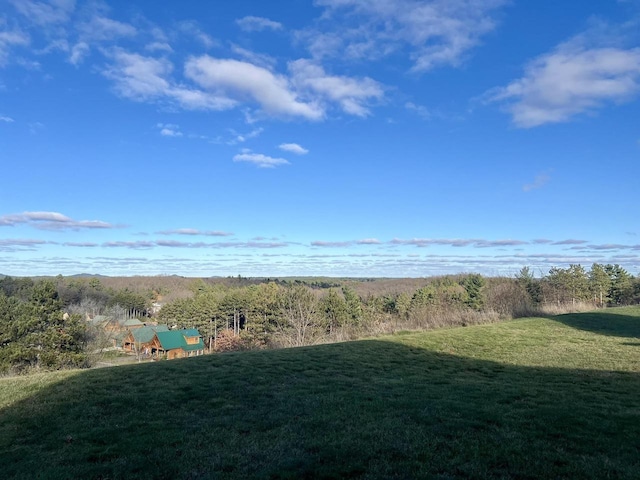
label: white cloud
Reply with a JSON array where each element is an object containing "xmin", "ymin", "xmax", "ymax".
[
  {"xmin": 69, "ymin": 41, "xmax": 89, "ymax": 65},
  {"xmin": 157, "ymin": 229, "xmax": 234, "ymax": 237},
  {"xmin": 552, "ymin": 239, "xmax": 588, "ymax": 246},
  {"xmin": 289, "ymin": 59, "xmax": 384, "ymax": 116},
  {"xmin": 228, "ymin": 127, "xmax": 264, "ymax": 144},
  {"xmin": 185, "ymin": 55, "xmax": 324, "ymax": 120},
  {"xmin": 523, "ymin": 173, "xmax": 551, "ymax": 192},
  {"xmin": 0, "ymin": 115, "xmax": 14, "ymax": 122},
  {"xmin": 308, "ymin": 0, "xmax": 507, "ymax": 71},
  {"xmin": 157, "ymin": 123, "xmax": 182, "ymax": 137},
  {"xmin": 103, "ymin": 50, "xmax": 172, "ymax": 99},
  {"xmin": 8, "ymin": 0, "xmax": 75, "ymax": 26},
  {"xmin": 230, "ymin": 45, "xmax": 277, "ymax": 69},
  {"xmin": 0, "ymin": 238, "xmax": 52, "ymax": 252},
  {"xmin": 178, "ymin": 21, "xmax": 216, "ymax": 49},
  {"xmin": 28, "ymin": 121, "xmax": 44, "ymax": 134},
  {"xmin": 236, "ymin": 16, "xmax": 283, "ymax": 32},
  {"xmin": 169, "ymin": 86, "xmax": 237, "ymax": 111},
  {"xmin": 0, "ymin": 27, "xmax": 30, "ymax": 66},
  {"xmin": 390, "ymin": 238, "xmax": 529, "ymax": 248},
  {"xmin": 300, "ymin": 31, "xmax": 344, "ymax": 60},
  {"xmin": 0, "ymin": 211, "xmax": 114, "ymax": 230},
  {"xmin": 488, "ymin": 43, "xmax": 640, "ymax": 127},
  {"xmin": 405, "ymin": 101, "xmax": 431, "ymax": 119},
  {"xmin": 103, "ymin": 50, "xmax": 236, "ymax": 111},
  {"xmin": 79, "ymin": 16, "xmax": 137, "ymax": 42},
  {"xmin": 233, "ymin": 151, "xmax": 290, "ymax": 168},
  {"xmin": 279, "ymin": 143, "xmax": 309, "ymax": 155},
  {"xmin": 357, "ymin": 238, "xmax": 381, "ymax": 245},
  {"xmin": 183, "ymin": 55, "xmax": 384, "ymax": 120},
  {"xmin": 145, "ymin": 41, "xmax": 173, "ymax": 53},
  {"xmin": 311, "ymin": 240, "xmax": 353, "ymax": 247}
]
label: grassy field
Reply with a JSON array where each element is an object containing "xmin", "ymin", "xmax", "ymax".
[{"xmin": 1, "ymin": 308, "xmax": 639, "ymax": 479}]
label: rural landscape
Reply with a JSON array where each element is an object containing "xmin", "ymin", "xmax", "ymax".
[
  {"xmin": 1, "ymin": 268, "xmax": 640, "ymax": 478},
  {"xmin": 2, "ymin": 0, "xmax": 640, "ymax": 478}
]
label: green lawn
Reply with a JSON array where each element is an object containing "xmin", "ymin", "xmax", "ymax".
[{"xmin": 1, "ymin": 308, "xmax": 639, "ymax": 479}]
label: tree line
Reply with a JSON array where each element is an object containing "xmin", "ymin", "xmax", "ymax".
[
  {"xmin": 156, "ymin": 263, "xmax": 640, "ymax": 350},
  {"xmin": 1, "ymin": 263, "xmax": 638, "ymax": 372}
]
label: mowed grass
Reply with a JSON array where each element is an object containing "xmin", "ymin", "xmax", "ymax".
[{"xmin": 1, "ymin": 308, "xmax": 639, "ymax": 479}]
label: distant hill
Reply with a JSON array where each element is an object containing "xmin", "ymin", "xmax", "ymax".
[{"xmin": 68, "ymin": 273, "xmax": 110, "ymax": 278}]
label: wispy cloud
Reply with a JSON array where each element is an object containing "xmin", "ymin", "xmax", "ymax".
[
  {"xmin": 0, "ymin": 211, "xmax": 115, "ymax": 231},
  {"xmin": 405, "ymin": 101, "xmax": 431, "ymax": 119},
  {"xmin": 3, "ymin": 244, "xmax": 640, "ymax": 276},
  {"xmin": 311, "ymin": 241, "xmax": 353, "ymax": 247},
  {"xmin": 0, "ymin": 238, "xmax": 52, "ymax": 252},
  {"xmin": 552, "ymin": 239, "xmax": 588, "ymax": 246},
  {"xmin": 103, "ymin": 240, "xmax": 155, "ymax": 250},
  {"xmin": 487, "ymin": 30, "xmax": 640, "ymax": 127},
  {"xmin": 579, "ymin": 243, "xmax": 632, "ymax": 251},
  {"xmin": 236, "ymin": 16, "xmax": 283, "ymax": 32},
  {"xmin": 227, "ymin": 127, "xmax": 264, "ymax": 144},
  {"xmin": 102, "ymin": 49, "xmax": 237, "ymax": 111},
  {"xmin": 523, "ymin": 172, "xmax": 551, "ymax": 192},
  {"xmin": 391, "ymin": 238, "xmax": 529, "ymax": 248},
  {"xmin": 102, "ymin": 239, "xmax": 290, "ymax": 249},
  {"xmin": 178, "ymin": 21, "xmax": 217, "ymax": 49},
  {"xmin": 306, "ymin": 235, "xmax": 637, "ymax": 254},
  {"xmin": 230, "ymin": 45, "xmax": 277, "ymax": 69},
  {"xmin": 0, "ymin": 26, "xmax": 30, "ymax": 66},
  {"xmin": 233, "ymin": 150, "xmax": 290, "ymax": 168},
  {"xmin": 8, "ymin": 0, "xmax": 74, "ymax": 25},
  {"xmin": 475, "ymin": 239, "xmax": 529, "ymax": 248},
  {"xmin": 78, "ymin": 15, "xmax": 137, "ymax": 42},
  {"xmin": 279, "ymin": 143, "xmax": 309, "ymax": 155},
  {"xmin": 0, "ymin": 115, "xmax": 14, "ymax": 122},
  {"xmin": 63, "ymin": 242, "xmax": 99, "ymax": 247},
  {"xmin": 312, "ymin": 238, "xmax": 382, "ymax": 247},
  {"xmin": 157, "ymin": 123, "xmax": 182, "ymax": 137},
  {"xmin": 69, "ymin": 41, "xmax": 89, "ymax": 65},
  {"xmin": 289, "ymin": 59, "xmax": 384, "ymax": 117},
  {"xmin": 305, "ymin": 0, "xmax": 507, "ymax": 71},
  {"xmin": 143, "ymin": 42, "xmax": 171, "ymax": 55},
  {"xmin": 357, "ymin": 238, "xmax": 381, "ymax": 245},
  {"xmin": 157, "ymin": 229, "xmax": 234, "ymax": 237}
]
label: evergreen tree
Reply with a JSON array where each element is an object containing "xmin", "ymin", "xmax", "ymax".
[
  {"xmin": 588, "ymin": 263, "xmax": 611, "ymax": 307},
  {"xmin": 461, "ymin": 274, "xmax": 485, "ymax": 310}
]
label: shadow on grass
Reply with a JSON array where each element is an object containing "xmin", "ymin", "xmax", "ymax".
[
  {"xmin": 1, "ymin": 340, "xmax": 639, "ymax": 480},
  {"xmin": 548, "ymin": 310, "xmax": 640, "ymax": 339}
]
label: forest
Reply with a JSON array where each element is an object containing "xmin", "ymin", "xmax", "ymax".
[{"xmin": 0, "ymin": 263, "xmax": 638, "ymax": 374}]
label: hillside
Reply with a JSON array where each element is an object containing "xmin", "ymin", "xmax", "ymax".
[{"xmin": 1, "ymin": 308, "xmax": 639, "ymax": 479}]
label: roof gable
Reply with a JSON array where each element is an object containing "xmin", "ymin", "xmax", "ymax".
[
  {"xmin": 131, "ymin": 325, "xmax": 169, "ymax": 343},
  {"xmin": 183, "ymin": 328, "xmax": 201, "ymax": 337}
]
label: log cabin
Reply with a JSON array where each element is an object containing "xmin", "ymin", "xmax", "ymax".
[
  {"xmin": 122, "ymin": 325, "xmax": 169, "ymax": 354},
  {"xmin": 150, "ymin": 328, "xmax": 205, "ymax": 359}
]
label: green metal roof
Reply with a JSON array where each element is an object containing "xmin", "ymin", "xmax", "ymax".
[
  {"xmin": 131, "ymin": 325, "xmax": 169, "ymax": 343},
  {"xmin": 123, "ymin": 318, "xmax": 144, "ymax": 327},
  {"xmin": 155, "ymin": 329, "xmax": 204, "ymax": 351},
  {"xmin": 113, "ymin": 331, "xmax": 127, "ymax": 343},
  {"xmin": 182, "ymin": 340, "xmax": 206, "ymax": 351}
]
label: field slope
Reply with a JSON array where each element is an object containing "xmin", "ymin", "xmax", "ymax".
[{"xmin": 1, "ymin": 308, "xmax": 639, "ymax": 479}]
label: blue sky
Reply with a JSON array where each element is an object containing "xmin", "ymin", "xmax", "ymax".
[{"xmin": 0, "ymin": 0, "xmax": 639, "ymax": 278}]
